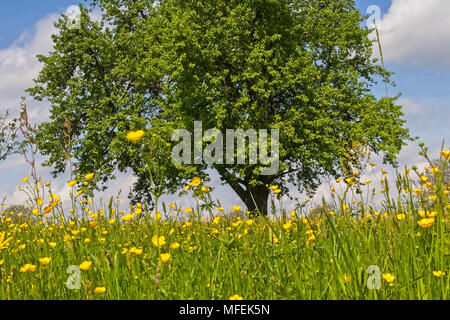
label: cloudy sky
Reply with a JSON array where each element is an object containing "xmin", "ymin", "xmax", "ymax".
[{"xmin": 0, "ymin": 0, "xmax": 449, "ymax": 212}]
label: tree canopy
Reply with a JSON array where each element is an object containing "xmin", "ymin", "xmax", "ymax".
[{"xmin": 28, "ymin": 0, "xmax": 411, "ymax": 215}]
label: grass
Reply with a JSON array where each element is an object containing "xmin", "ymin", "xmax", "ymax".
[{"xmin": 0, "ymin": 146, "xmax": 449, "ymax": 300}]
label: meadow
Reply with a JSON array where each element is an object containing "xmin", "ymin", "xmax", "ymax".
[{"xmin": 0, "ymin": 146, "xmax": 449, "ymax": 300}]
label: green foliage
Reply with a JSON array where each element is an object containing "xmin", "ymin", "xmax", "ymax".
[
  {"xmin": 28, "ymin": 0, "xmax": 411, "ymax": 214},
  {"xmin": 0, "ymin": 109, "xmax": 19, "ymax": 161}
]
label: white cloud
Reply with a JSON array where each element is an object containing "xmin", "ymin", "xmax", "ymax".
[
  {"xmin": 0, "ymin": 13, "xmax": 59, "ymax": 122},
  {"xmin": 375, "ymin": 0, "xmax": 450, "ymax": 68}
]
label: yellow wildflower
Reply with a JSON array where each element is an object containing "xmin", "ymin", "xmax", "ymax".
[
  {"xmin": 79, "ymin": 261, "xmax": 92, "ymax": 271},
  {"xmin": 160, "ymin": 253, "xmax": 171, "ymax": 263},
  {"xmin": 20, "ymin": 264, "xmax": 37, "ymax": 273},
  {"xmin": 151, "ymin": 235, "xmax": 166, "ymax": 247},
  {"xmin": 418, "ymin": 218, "xmax": 435, "ymax": 228},
  {"xmin": 94, "ymin": 287, "xmax": 106, "ymax": 294},
  {"xmin": 126, "ymin": 130, "xmax": 144, "ymax": 142},
  {"xmin": 38, "ymin": 257, "xmax": 52, "ymax": 265}
]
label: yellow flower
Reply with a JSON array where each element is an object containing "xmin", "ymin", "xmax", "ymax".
[
  {"xmin": 432, "ymin": 271, "xmax": 445, "ymax": 278},
  {"xmin": 306, "ymin": 233, "xmax": 316, "ymax": 244},
  {"xmin": 122, "ymin": 214, "xmax": 133, "ymax": 222},
  {"xmin": 273, "ymin": 189, "xmax": 282, "ymax": 194},
  {"xmin": 20, "ymin": 263, "xmax": 37, "ymax": 273},
  {"xmin": 283, "ymin": 221, "xmax": 293, "ymax": 231},
  {"xmin": 183, "ymin": 221, "xmax": 192, "ymax": 228},
  {"xmin": 126, "ymin": 130, "xmax": 144, "ymax": 142},
  {"xmin": 427, "ymin": 211, "xmax": 437, "ymax": 218},
  {"xmin": 364, "ymin": 180, "xmax": 372, "ymax": 184},
  {"xmin": 269, "ymin": 185, "xmax": 278, "ymax": 191},
  {"xmin": 154, "ymin": 211, "xmax": 161, "ymax": 221},
  {"xmin": 343, "ymin": 274, "xmax": 352, "ymax": 283},
  {"xmin": 0, "ymin": 231, "xmax": 13, "ymax": 251},
  {"xmin": 217, "ymin": 206, "xmax": 224, "ymax": 212},
  {"xmin": 79, "ymin": 261, "xmax": 92, "ymax": 271},
  {"xmin": 38, "ymin": 257, "xmax": 52, "ymax": 265},
  {"xmin": 160, "ymin": 253, "xmax": 171, "ymax": 263},
  {"xmin": 21, "ymin": 176, "xmax": 30, "ymax": 183},
  {"xmin": 369, "ymin": 163, "xmax": 377, "ymax": 167},
  {"xmin": 440, "ymin": 150, "xmax": 449, "ymax": 159},
  {"xmin": 0, "ymin": 259, "xmax": 4, "ymax": 265},
  {"xmin": 191, "ymin": 177, "xmax": 201, "ymax": 187},
  {"xmin": 68, "ymin": 180, "xmax": 77, "ymax": 187},
  {"xmin": 381, "ymin": 169, "xmax": 388, "ymax": 174},
  {"xmin": 85, "ymin": 173, "xmax": 94, "ymax": 180},
  {"xmin": 151, "ymin": 235, "xmax": 166, "ymax": 247},
  {"xmin": 94, "ymin": 287, "xmax": 106, "ymax": 294},
  {"xmin": 418, "ymin": 217, "xmax": 435, "ymax": 228},
  {"xmin": 413, "ymin": 188, "xmax": 423, "ymax": 195},
  {"xmin": 233, "ymin": 206, "xmax": 241, "ymax": 212},
  {"xmin": 213, "ymin": 215, "xmax": 221, "ymax": 224},
  {"xmin": 382, "ymin": 273, "xmax": 395, "ymax": 284},
  {"xmin": 396, "ymin": 213, "xmax": 406, "ymax": 221},
  {"xmin": 229, "ymin": 294, "xmax": 243, "ymax": 300},
  {"xmin": 170, "ymin": 242, "xmax": 180, "ymax": 249},
  {"xmin": 272, "ymin": 234, "xmax": 279, "ymax": 244}
]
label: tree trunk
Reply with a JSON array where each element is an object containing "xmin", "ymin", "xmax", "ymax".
[
  {"xmin": 215, "ymin": 167, "xmax": 271, "ymax": 216},
  {"xmin": 242, "ymin": 185, "xmax": 270, "ymax": 216}
]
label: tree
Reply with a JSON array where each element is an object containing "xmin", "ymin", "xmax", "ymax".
[
  {"xmin": 28, "ymin": 0, "xmax": 411, "ymax": 215},
  {"xmin": 0, "ymin": 109, "xmax": 19, "ymax": 161}
]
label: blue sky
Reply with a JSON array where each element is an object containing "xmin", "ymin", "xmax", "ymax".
[
  {"xmin": 0, "ymin": 0, "xmax": 81, "ymax": 48},
  {"xmin": 0, "ymin": 0, "xmax": 449, "ymax": 211}
]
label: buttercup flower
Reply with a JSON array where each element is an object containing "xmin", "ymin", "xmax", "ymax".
[
  {"xmin": 0, "ymin": 231, "xmax": 13, "ymax": 251},
  {"xmin": 417, "ymin": 218, "xmax": 435, "ymax": 228},
  {"xmin": 79, "ymin": 261, "xmax": 92, "ymax": 271},
  {"xmin": 433, "ymin": 271, "xmax": 445, "ymax": 278},
  {"xmin": 152, "ymin": 235, "xmax": 166, "ymax": 247},
  {"xmin": 68, "ymin": 180, "xmax": 77, "ymax": 187},
  {"xmin": 170, "ymin": 242, "xmax": 180, "ymax": 249},
  {"xmin": 160, "ymin": 253, "xmax": 171, "ymax": 263},
  {"xmin": 126, "ymin": 130, "xmax": 144, "ymax": 142},
  {"xmin": 20, "ymin": 263, "xmax": 37, "ymax": 273},
  {"xmin": 38, "ymin": 257, "xmax": 52, "ymax": 265},
  {"xmin": 85, "ymin": 173, "xmax": 94, "ymax": 180},
  {"xmin": 382, "ymin": 273, "xmax": 395, "ymax": 284},
  {"xmin": 94, "ymin": 287, "xmax": 106, "ymax": 294},
  {"xmin": 190, "ymin": 177, "xmax": 201, "ymax": 187}
]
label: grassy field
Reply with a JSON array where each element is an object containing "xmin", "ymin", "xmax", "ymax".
[{"xmin": 0, "ymin": 148, "xmax": 449, "ymax": 300}]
